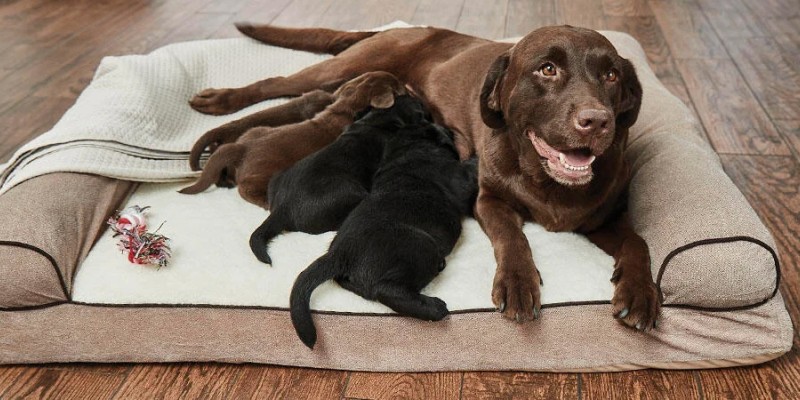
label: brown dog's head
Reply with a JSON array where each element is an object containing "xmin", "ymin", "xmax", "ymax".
[{"xmin": 480, "ymin": 26, "xmax": 642, "ymax": 186}]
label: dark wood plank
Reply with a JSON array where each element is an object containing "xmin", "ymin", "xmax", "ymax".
[
  {"xmin": 0, "ymin": 365, "xmax": 130, "ymax": 400},
  {"xmin": 699, "ymin": 360, "xmax": 800, "ymax": 400},
  {"xmin": 602, "ymin": 0, "xmax": 652, "ymax": 17},
  {"xmin": 151, "ymin": 11, "xmax": 234, "ymax": 48},
  {"xmin": 582, "ymin": 370, "xmax": 699, "ymax": 400},
  {"xmin": 410, "ymin": 0, "xmax": 464, "ymax": 30},
  {"xmin": 650, "ymin": 0, "xmax": 728, "ymax": 59},
  {"xmin": 676, "ymin": 58, "xmax": 791, "ymax": 155},
  {"xmin": 555, "ymin": 0, "xmax": 608, "ymax": 31},
  {"xmin": 207, "ymin": 0, "xmax": 293, "ymax": 39},
  {"xmin": 742, "ymin": 0, "xmax": 799, "ymax": 19},
  {"xmin": 0, "ymin": 0, "xmax": 120, "ymax": 70},
  {"xmin": 345, "ymin": 372, "xmax": 461, "ymax": 400},
  {"xmin": 773, "ymin": 34, "xmax": 800, "ymax": 70},
  {"xmin": 112, "ymin": 363, "xmax": 246, "ymax": 399},
  {"xmin": 198, "ymin": 0, "xmax": 251, "ymax": 15},
  {"xmin": 37, "ymin": 365, "xmax": 131, "ymax": 400},
  {"xmin": 0, "ymin": 95, "xmax": 75, "ymax": 163},
  {"xmin": 763, "ymin": 16, "xmax": 800, "ymax": 38},
  {"xmin": 271, "ymin": 0, "xmax": 335, "ymax": 27},
  {"xmin": 697, "ymin": 0, "xmax": 770, "ymax": 39},
  {"xmin": 0, "ymin": 366, "xmax": 40, "ymax": 398},
  {"xmin": 774, "ymin": 120, "xmax": 800, "ymax": 160},
  {"xmin": 31, "ymin": 0, "xmax": 220, "ymax": 100},
  {"xmin": 455, "ymin": 0, "xmax": 508, "ymax": 40},
  {"xmin": 316, "ymin": 0, "xmax": 420, "ymax": 31},
  {"xmin": 505, "ymin": 0, "xmax": 557, "ymax": 37},
  {"xmin": 230, "ymin": 0, "xmax": 293, "ymax": 24},
  {"xmin": 724, "ymin": 37, "xmax": 800, "ymax": 121},
  {"xmin": 222, "ymin": 365, "xmax": 347, "ymax": 399},
  {"xmin": 461, "ymin": 372, "xmax": 578, "ymax": 400}
]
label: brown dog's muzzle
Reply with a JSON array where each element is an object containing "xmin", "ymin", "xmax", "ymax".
[{"xmin": 574, "ymin": 108, "xmax": 612, "ymax": 137}]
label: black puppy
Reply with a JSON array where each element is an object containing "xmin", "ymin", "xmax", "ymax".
[
  {"xmin": 249, "ymin": 94, "xmax": 467, "ymax": 263},
  {"xmin": 248, "ymin": 106, "xmax": 389, "ymax": 265},
  {"xmin": 281, "ymin": 96, "xmax": 478, "ymax": 349}
]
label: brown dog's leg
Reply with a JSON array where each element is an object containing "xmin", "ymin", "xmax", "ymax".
[
  {"xmin": 189, "ymin": 90, "xmax": 336, "ymax": 170},
  {"xmin": 189, "ymin": 58, "xmax": 367, "ymax": 115},
  {"xmin": 179, "ymin": 143, "xmax": 246, "ymax": 195},
  {"xmin": 475, "ymin": 188, "xmax": 542, "ymax": 323},
  {"xmin": 585, "ymin": 213, "xmax": 661, "ymax": 331}
]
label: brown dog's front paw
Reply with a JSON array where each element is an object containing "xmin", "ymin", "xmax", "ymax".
[
  {"xmin": 189, "ymin": 88, "xmax": 247, "ymax": 115},
  {"xmin": 492, "ymin": 264, "xmax": 542, "ymax": 323},
  {"xmin": 611, "ymin": 270, "xmax": 661, "ymax": 331}
]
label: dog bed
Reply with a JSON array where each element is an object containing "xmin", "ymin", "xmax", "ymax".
[{"xmin": 0, "ymin": 24, "xmax": 792, "ymax": 371}]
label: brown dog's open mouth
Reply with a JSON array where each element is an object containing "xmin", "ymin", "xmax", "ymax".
[{"xmin": 528, "ymin": 130, "xmax": 596, "ymax": 186}]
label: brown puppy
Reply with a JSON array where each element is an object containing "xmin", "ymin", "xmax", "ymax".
[
  {"xmin": 180, "ymin": 71, "xmax": 406, "ymax": 208},
  {"xmin": 188, "ymin": 89, "xmax": 335, "ymax": 173},
  {"xmin": 189, "ymin": 24, "xmax": 660, "ymax": 330},
  {"xmin": 187, "ymin": 78, "xmax": 348, "ymax": 173}
]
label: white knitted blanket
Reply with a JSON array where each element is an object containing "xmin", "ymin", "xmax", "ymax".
[{"xmin": 0, "ymin": 25, "xmax": 368, "ymax": 194}]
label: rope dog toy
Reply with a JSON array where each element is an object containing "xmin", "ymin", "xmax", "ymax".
[{"xmin": 107, "ymin": 205, "xmax": 171, "ymax": 267}]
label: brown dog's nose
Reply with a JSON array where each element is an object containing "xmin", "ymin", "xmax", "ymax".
[{"xmin": 575, "ymin": 108, "xmax": 611, "ymax": 135}]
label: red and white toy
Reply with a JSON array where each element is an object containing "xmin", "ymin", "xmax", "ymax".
[{"xmin": 107, "ymin": 205, "xmax": 171, "ymax": 267}]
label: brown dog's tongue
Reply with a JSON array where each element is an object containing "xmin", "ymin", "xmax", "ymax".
[{"xmin": 561, "ymin": 150, "xmax": 595, "ymax": 167}]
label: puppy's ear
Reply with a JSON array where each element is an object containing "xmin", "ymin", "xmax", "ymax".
[
  {"xmin": 370, "ymin": 91, "xmax": 396, "ymax": 109},
  {"xmin": 616, "ymin": 58, "xmax": 643, "ymax": 130},
  {"xmin": 480, "ymin": 52, "xmax": 510, "ymax": 129}
]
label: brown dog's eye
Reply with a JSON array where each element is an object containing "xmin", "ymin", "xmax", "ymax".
[
  {"xmin": 539, "ymin": 63, "xmax": 557, "ymax": 77},
  {"xmin": 605, "ymin": 69, "xmax": 618, "ymax": 82}
]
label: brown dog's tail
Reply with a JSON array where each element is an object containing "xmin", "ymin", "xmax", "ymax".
[
  {"xmin": 235, "ymin": 23, "xmax": 378, "ymax": 55},
  {"xmin": 179, "ymin": 144, "xmax": 245, "ymax": 195}
]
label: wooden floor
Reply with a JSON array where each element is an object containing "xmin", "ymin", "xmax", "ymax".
[{"xmin": 1, "ymin": 0, "xmax": 798, "ymax": 398}]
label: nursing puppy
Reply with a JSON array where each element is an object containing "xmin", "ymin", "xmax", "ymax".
[
  {"xmin": 180, "ymin": 72, "xmax": 405, "ymax": 208},
  {"xmin": 275, "ymin": 96, "xmax": 478, "ymax": 349},
  {"xmin": 248, "ymin": 103, "xmax": 391, "ymax": 265}
]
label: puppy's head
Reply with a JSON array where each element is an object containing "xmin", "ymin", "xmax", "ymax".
[
  {"xmin": 355, "ymin": 94, "xmax": 432, "ymax": 128},
  {"xmin": 480, "ymin": 26, "xmax": 642, "ymax": 186},
  {"xmin": 334, "ymin": 71, "xmax": 408, "ymax": 110}
]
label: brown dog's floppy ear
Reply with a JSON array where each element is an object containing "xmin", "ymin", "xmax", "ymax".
[
  {"xmin": 370, "ymin": 91, "xmax": 396, "ymax": 109},
  {"xmin": 480, "ymin": 52, "xmax": 510, "ymax": 129},
  {"xmin": 616, "ymin": 58, "xmax": 643, "ymax": 130}
]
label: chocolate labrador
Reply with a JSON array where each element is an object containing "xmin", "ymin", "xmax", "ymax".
[
  {"xmin": 180, "ymin": 71, "xmax": 406, "ymax": 208},
  {"xmin": 189, "ymin": 24, "xmax": 659, "ymax": 330}
]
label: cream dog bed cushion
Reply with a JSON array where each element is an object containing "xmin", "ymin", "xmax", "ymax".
[{"xmin": 0, "ymin": 26, "xmax": 792, "ymax": 371}]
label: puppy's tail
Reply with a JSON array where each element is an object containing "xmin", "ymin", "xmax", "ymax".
[
  {"xmin": 179, "ymin": 144, "xmax": 245, "ymax": 195},
  {"xmin": 235, "ymin": 23, "xmax": 378, "ymax": 55},
  {"xmin": 189, "ymin": 127, "xmax": 233, "ymax": 171},
  {"xmin": 249, "ymin": 213, "xmax": 285, "ymax": 265},
  {"xmin": 290, "ymin": 254, "xmax": 338, "ymax": 349}
]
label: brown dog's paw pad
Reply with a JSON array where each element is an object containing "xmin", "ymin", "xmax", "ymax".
[
  {"xmin": 189, "ymin": 88, "xmax": 244, "ymax": 115},
  {"xmin": 492, "ymin": 267, "xmax": 542, "ymax": 323},
  {"xmin": 611, "ymin": 277, "xmax": 661, "ymax": 332}
]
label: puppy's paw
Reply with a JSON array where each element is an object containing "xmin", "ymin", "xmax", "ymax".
[
  {"xmin": 611, "ymin": 269, "xmax": 661, "ymax": 331},
  {"xmin": 492, "ymin": 263, "xmax": 542, "ymax": 323},
  {"xmin": 426, "ymin": 296, "xmax": 449, "ymax": 321},
  {"xmin": 189, "ymin": 88, "xmax": 247, "ymax": 115}
]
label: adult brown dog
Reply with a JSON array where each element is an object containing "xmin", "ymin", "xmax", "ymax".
[
  {"xmin": 189, "ymin": 24, "xmax": 660, "ymax": 330},
  {"xmin": 181, "ymin": 71, "xmax": 406, "ymax": 208}
]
